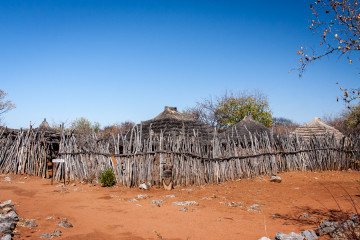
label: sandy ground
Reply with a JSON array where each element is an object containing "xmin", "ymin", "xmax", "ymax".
[{"xmin": 1, "ymin": 171, "xmax": 360, "ymax": 240}]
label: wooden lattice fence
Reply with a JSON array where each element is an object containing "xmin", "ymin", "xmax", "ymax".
[{"xmin": 0, "ymin": 127, "xmax": 359, "ymax": 187}]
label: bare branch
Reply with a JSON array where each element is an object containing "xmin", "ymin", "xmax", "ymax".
[
  {"xmin": 0, "ymin": 89, "xmax": 15, "ymax": 125},
  {"xmin": 298, "ymin": 0, "xmax": 360, "ymax": 104}
]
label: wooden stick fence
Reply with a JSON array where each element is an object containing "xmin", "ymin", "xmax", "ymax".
[
  {"xmin": 0, "ymin": 127, "xmax": 359, "ymax": 187},
  {"xmin": 0, "ymin": 128, "xmax": 48, "ymax": 178}
]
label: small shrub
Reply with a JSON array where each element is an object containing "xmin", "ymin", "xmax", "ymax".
[{"xmin": 99, "ymin": 168, "xmax": 116, "ymax": 187}]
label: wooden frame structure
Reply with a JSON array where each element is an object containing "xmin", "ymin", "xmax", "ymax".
[{"xmin": 0, "ymin": 126, "xmax": 359, "ymax": 188}]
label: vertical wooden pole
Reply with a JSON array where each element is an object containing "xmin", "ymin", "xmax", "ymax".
[
  {"xmin": 51, "ymin": 161, "xmax": 54, "ymax": 185},
  {"xmin": 63, "ymin": 162, "xmax": 65, "ymax": 185},
  {"xmin": 159, "ymin": 131, "xmax": 164, "ymax": 187}
]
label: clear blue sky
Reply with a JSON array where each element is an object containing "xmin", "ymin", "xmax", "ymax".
[{"xmin": 1, "ymin": 0, "xmax": 358, "ymax": 129}]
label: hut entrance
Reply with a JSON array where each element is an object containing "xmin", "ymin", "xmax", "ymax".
[{"xmin": 51, "ymin": 159, "xmax": 66, "ymax": 185}]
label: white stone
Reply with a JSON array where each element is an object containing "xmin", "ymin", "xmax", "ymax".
[
  {"xmin": 172, "ymin": 201, "xmax": 199, "ymax": 206},
  {"xmin": 270, "ymin": 175, "xmax": 282, "ymax": 183}
]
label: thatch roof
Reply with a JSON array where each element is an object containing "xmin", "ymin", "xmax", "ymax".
[
  {"xmin": 292, "ymin": 117, "xmax": 344, "ymax": 140},
  {"xmin": 222, "ymin": 115, "xmax": 271, "ymax": 139},
  {"xmin": 138, "ymin": 106, "xmax": 213, "ymax": 141},
  {"xmin": 38, "ymin": 118, "xmax": 52, "ymax": 130},
  {"xmin": 151, "ymin": 106, "xmax": 194, "ymax": 121}
]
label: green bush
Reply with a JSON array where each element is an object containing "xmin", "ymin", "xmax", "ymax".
[{"xmin": 99, "ymin": 168, "xmax": 116, "ymax": 187}]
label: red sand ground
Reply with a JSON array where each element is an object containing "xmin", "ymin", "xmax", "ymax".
[{"xmin": 1, "ymin": 171, "xmax": 360, "ymax": 240}]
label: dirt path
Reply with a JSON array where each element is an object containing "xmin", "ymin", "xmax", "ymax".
[{"xmin": 1, "ymin": 171, "xmax": 360, "ymax": 239}]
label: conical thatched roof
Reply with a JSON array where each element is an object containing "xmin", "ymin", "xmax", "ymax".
[
  {"xmin": 223, "ymin": 115, "xmax": 271, "ymax": 139},
  {"xmin": 38, "ymin": 118, "xmax": 51, "ymax": 130},
  {"xmin": 151, "ymin": 106, "xmax": 194, "ymax": 121},
  {"xmin": 292, "ymin": 117, "xmax": 344, "ymax": 140},
  {"xmin": 139, "ymin": 106, "xmax": 213, "ymax": 141}
]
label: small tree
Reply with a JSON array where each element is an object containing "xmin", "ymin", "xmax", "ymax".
[
  {"xmin": 0, "ymin": 89, "xmax": 15, "ymax": 125},
  {"xmin": 272, "ymin": 117, "xmax": 296, "ymax": 126},
  {"xmin": 272, "ymin": 117, "xmax": 299, "ymax": 134},
  {"xmin": 323, "ymin": 113, "xmax": 350, "ymax": 134},
  {"xmin": 215, "ymin": 94, "xmax": 272, "ymax": 128},
  {"xmin": 186, "ymin": 91, "xmax": 273, "ymax": 130},
  {"xmin": 71, "ymin": 117, "xmax": 101, "ymax": 133},
  {"xmin": 324, "ymin": 104, "xmax": 360, "ymax": 135},
  {"xmin": 184, "ymin": 98, "xmax": 218, "ymax": 128},
  {"xmin": 99, "ymin": 168, "xmax": 116, "ymax": 187},
  {"xmin": 92, "ymin": 121, "xmax": 101, "ymax": 133},
  {"xmin": 344, "ymin": 103, "xmax": 360, "ymax": 133},
  {"xmin": 103, "ymin": 121, "xmax": 135, "ymax": 135},
  {"xmin": 51, "ymin": 120, "xmax": 69, "ymax": 131}
]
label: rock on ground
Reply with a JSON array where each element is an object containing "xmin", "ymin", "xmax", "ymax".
[
  {"xmin": 270, "ymin": 175, "xmax": 282, "ymax": 183},
  {"xmin": 1, "ymin": 234, "xmax": 11, "ymax": 240},
  {"xmin": 0, "ymin": 201, "xmax": 13, "ymax": 209},
  {"xmin": 40, "ymin": 233, "xmax": 53, "ymax": 239},
  {"xmin": 2, "ymin": 210, "xmax": 18, "ymax": 222},
  {"xmin": 226, "ymin": 202, "xmax": 242, "ymax": 207},
  {"xmin": 172, "ymin": 201, "xmax": 199, "ymax": 206},
  {"xmin": 275, "ymin": 232, "xmax": 304, "ymax": 240},
  {"xmin": 151, "ymin": 200, "xmax": 163, "ymax": 206},
  {"xmin": 247, "ymin": 204, "xmax": 262, "ymax": 212},
  {"xmin": 0, "ymin": 200, "xmax": 19, "ymax": 239},
  {"xmin": 164, "ymin": 195, "xmax": 175, "ymax": 199},
  {"xmin": 17, "ymin": 218, "xmax": 38, "ymax": 228},
  {"xmin": 50, "ymin": 229, "xmax": 62, "ymax": 237},
  {"xmin": 3, "ymin": 177, "xmax": 12, "ymax": 182},
  {"xmin": 179, "ymin": 207, "xmax": 188, "ymax": 212},
  {"xmin": 0, "ymin": 222, "xmax": 15, "ymax": 234},
  {"xmin": 316, "ymin": 220, "xmax": 339, "ymax": 236},
  {"xmin": 57, "ymin": 220, "xmax": 73, "ymax": 228},
  {"xmin": 301, "ymin": 230, "xmax": 318, "ymax": 240},
  {"xmin": 201, "ymin": 197, "xmax": 212, "ymax": 200},
  {"xmin": 137, "ymin": 194, "xmax": 152, "ymax": 199},
  {"xmin": 139, "ymin": 183, "xmax": 150, "ymax": 190},
  {"xmin": 299, "ymin": 213, "xmax": 311, "ymax": 219}
]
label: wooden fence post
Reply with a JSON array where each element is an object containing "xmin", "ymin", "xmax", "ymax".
[{"xmin": 159, "ymin": 131, "xmax": 164, "ymax": 187}]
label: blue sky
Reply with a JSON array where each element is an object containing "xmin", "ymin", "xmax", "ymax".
[{"xmin": 1, "ymin": 0, "xmax": 358, "ymax": 128}]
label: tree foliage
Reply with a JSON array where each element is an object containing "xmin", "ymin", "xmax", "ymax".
[
  {"xmin": 344, "ymin": 102, "xmax": 360, "ymax": 131},
  {"xmin": 215, "ymin": 95, "xmax": 272, "ymax": 128},
  {"xmin": 70, "ymin": 117, "xmax": 101, "ymax": 133},
  {"xmin": 323, "ymin": 103, "xmax": 360, "ymax": 134},
  {"xmin": 336, "ymin": 83, "xmax": 360, "ymax": 104},
  {"xmin": 272, "ymin": 117, "xmax": 299, "ymax": 135},
  {"xmin": 50, "ymin": 120, "xmax": 69, "ymax": 131},
  {"xmin": 186, "ymin": 91, "xmax": 273, "ymax": 130},
  {"xmin": 272, "ymin": 117, "xmax": 297, "ymax": 126},
  {"xmin": 184, "ymin": 98, "xmax": 218, "ymax": 128},
  {"xmin": 0, "ymin": 89, "xmax": 15, "ymax": 125},
  {"xmin": 103, "ymin": 121, "xmax": 135, "ymax": 135},
  {"xmin": 298, "ymin": 0, "xmax": 360, "ymax": 103}
]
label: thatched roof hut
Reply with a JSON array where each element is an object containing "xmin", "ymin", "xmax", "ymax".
[
  {"xmin": 139, "ymin": 106, "xmax": 213, "ymax": 141},
  {"xmin": 222, "ymin": 115, "xmax": 271, "ymax": 140},
  {"xmin": 38, "ymin": 118, "xmax": 52, "ymax": 130},
  {"xmin": 292, "ymin": 117, "xmax": 344, "ymax": 140}
]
